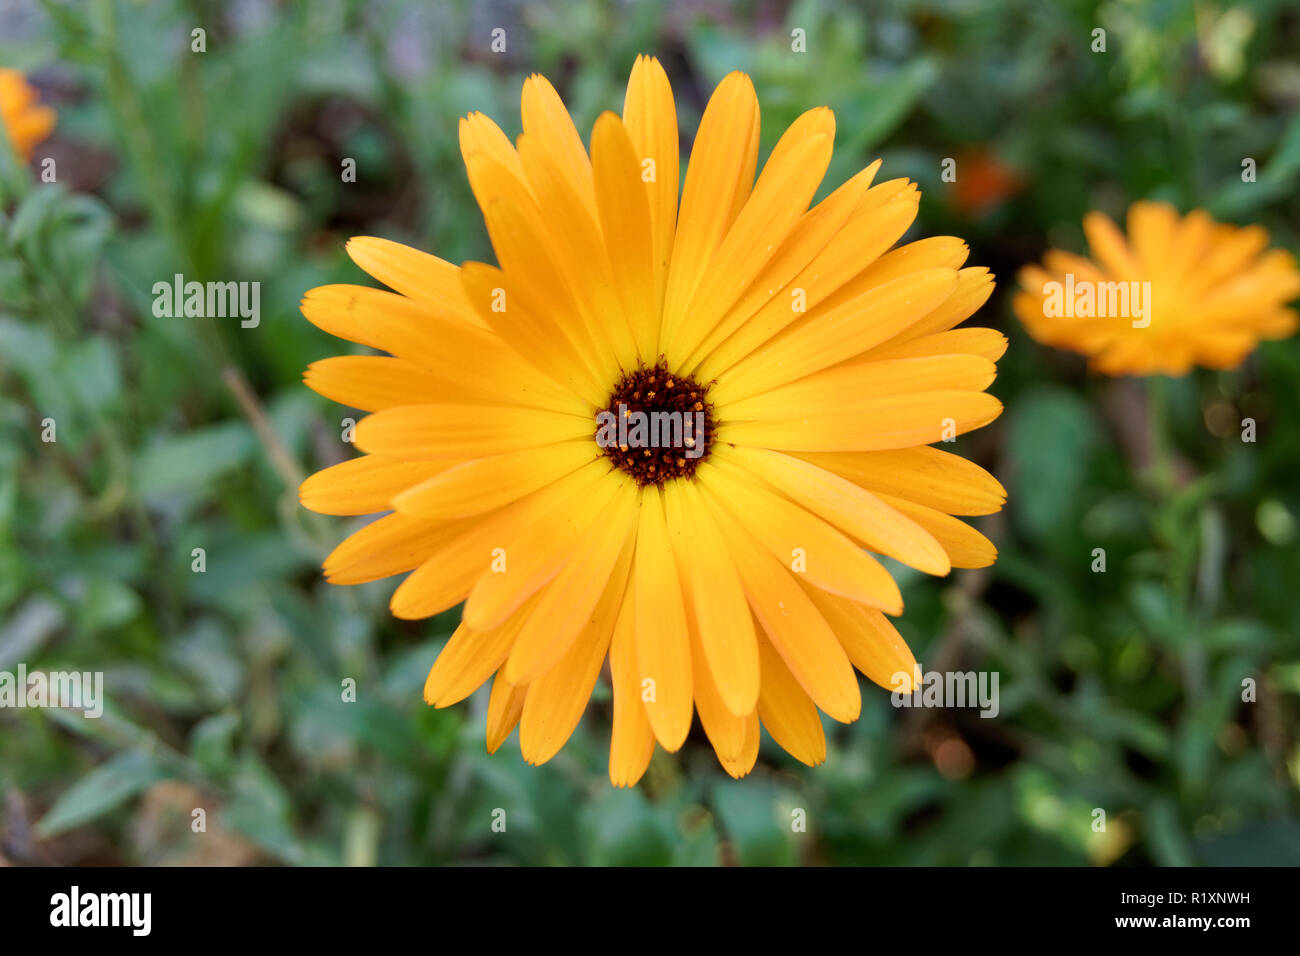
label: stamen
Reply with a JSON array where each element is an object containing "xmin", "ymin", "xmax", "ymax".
[{"xmin": 595, "ymin": 360, "xmax": 717, "ymax": 486}]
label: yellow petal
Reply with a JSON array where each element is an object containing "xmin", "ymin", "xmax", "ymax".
[
  {"xmin": 389, "ymin": 530, "xmax": 496, "ymax": 621},
  {"xmin": 299, "ymin": 457, "xmax": 446, "ymax": 516},
  {"xmin": 878, "ymin": 266, "xmax": 996, "ymax": 345},
  {"xmin": 346, "ymin": 237, "xmax": 486, "ymax": 328},
  {"xmin": 504, "ymin": 480, "xmax": 637, "ymax": 684},
  {"xmin": 1127, "ymin": 200, "xmax": 1179, "ymax": 270},
  {"xmin": 663, "ymin": 480, "xmax": 759, "ymax": 716},
  {"xmin": 520, "ymin": 73, "xmax": 598, "ymax": 218},
  {"xmin": 697, "ymin": 190, "xmax": 919, "ymax": 383},
  {"xmin": 853, "ymin": 176, "xmax": 916, "ymax": 213},
  {"xmin": 755, "ymin": 632, "xmax": 826, "ymax": 766},
  {"xmin": 1082, "ymin": 210, "xmax": 1138, "ymax": 278},
  {"xmin": 659, "ymin": 71, "xmax": 759, "ymax": 360},
  {"xmin": 459, "ymin": 110, "xmax": 529, "ymax": 189},
  {"xmin": 392, "ymin": 441, "xmax": 597, "ymax": 521},
  {"xmin": 668, "ymin": 108, "xmax": 835, "ymax": 362},
  {"xmin": 591, "ymin": 110, "xmax": 659, "ymax": 362},
  {"xmin": 300, "ymin": 284, "xmax": 433, "ymax": 356},
  {"xmin": 711, "ymin": 268, "xmax": 959, "ymax": 404},
  {"xmin": 323, "ymin": 513, "xmax": 451, "ymax": 585},
  {"xmin": 353, "ymin": 403, "xmax": 591, "ymax": 460},
  {"xmin": 849, "ymin": 235, "xmax": 969, "ymax": 288},
  {"xmin": 862, "ymin": 327, "xmax": 1008, "ymax": 364},
  {"xmin": 682, "ymin": 160, "xmax": 880, "ymax": 374},
  {"xmin": 486, "ymin": 671, "xmax": 527, "ymax": 754},
  {"xmin": 716, "ymin": 712, "xmax": 760, "ymax": 780},
  {"xmin": 300, "ymin": 284, "xmax": 580, "ymax": 413},
  {"xmin": 462, "ymin": 153, "xmax": 613, "ymax": 383},
  {"xmin": 797, "ymin": 447, "xmax": 1007, "ymax": 516},
  {"xmin": 800, "ymin": 583, "xmax": 919, "ymax": 693},
  {"xmin": 622, "ymin": 55, "xmax": 679, "ymax": 308},
  {"xmin": 699, "ymin": 462, "xmax": 905, "ymax": 611},
  {"xmin": 724, "ymin": 354, "xmax": 997, "ymax": 421},
  {"xmin": 461, "ymin": 461, "xmax": 619, "ymax": 630},
  {"xmin": 719, "ymin": 390, "xmax": 1002, "ymax": 452},
  {"xmin": 460, "ymin": 261, "xmax": 606, "ymax": 406},
  {"xmin": 633, "ymin": 487, "xmax": 694, "ymax": 751},
  {"xmin": 303, "ymin": 356, "xmax": 453, "ymax": 411},
  {"xmin": 390, "ymin": 484, "xmax": 584, "ymax": 621},
  {"xmin": 518, "ymin": 536, "xmax": 632, "ymax": 764},
  {"xmin": 689, "ymin": 630, "xmax": 751, "ymax": 762},
  {"xmin": 876, "ymin": 494, "xmax": 998, "ymax": 568},
  {"xmin": 608, "ymin": 583, "xmax": 656, "ymax": 787},
  {"xmin": 716, "ymin": 446, "xmax": 950, "ymax": 575},
  {"xmin": 423, "ymin": 600, "xmax": 536, "ymax": 707},
  {"xmin": 1186, "ymin": 223, "xmax": 1269, "ymax": 292},
  {"xmin": 516, "ymin": 132, "xmax": 638, "ymax": 370},
  {"xmin": 708, "ymin": 499, "xmax": 863, "ymax": 721}
]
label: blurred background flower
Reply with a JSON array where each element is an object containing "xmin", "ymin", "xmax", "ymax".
[
  {"xmin": 1013, "ymin": 201, "xmax": 1299, "ymax": 375},
  {"xmin": 0, "ymin": 68, "xmax": 56, "ymax": 161},
  {"xmin": 1, "ymin": 0, "xmax": 1298, "ymax": 866}
]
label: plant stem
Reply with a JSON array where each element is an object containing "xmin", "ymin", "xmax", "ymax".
[{"xmin": 1145, "ymin": 375, "xmax": 1178, "ymax": 496}]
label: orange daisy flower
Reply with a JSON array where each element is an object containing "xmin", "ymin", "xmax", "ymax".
[
  {"xmin": 1014, "ymin": 201, "xmax": 1300, "ymax": 375},
  {"xmin": 300, "ymin": 57, "xmax": 1005, "ymax": 785}
]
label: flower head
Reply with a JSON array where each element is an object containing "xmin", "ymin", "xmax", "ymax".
[
  {"xmin": 301, "ymin": 57, "xmax": 1005, "ymax": 784},
  {"xmin": 1014, "ymin": 201, "xmax": 1300, "ymax": 376},
  {"xmin": 0, "ymin": 68, "xmax": 56, "ymax": 162}
]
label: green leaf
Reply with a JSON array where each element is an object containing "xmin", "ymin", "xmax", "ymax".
[
  {"xmin": 134, "ymin": 421, "xmax": 256, "ymax": 498},
  {"xmin": 189, "ymin": 711, "xmax": 241, "ymax": 776},
  {"xmin": 1198, "ymin": 818, "xmax": 1300, "ymax": 866},
  {"xmin": 842, "ymin": 59, "xmax": 938, "ymax": 153},
  {"xmin": 223, "ymin": 757, "xmax": 303, "ymax": 864},
  {"xmin": 1005, "ymin": 386, "xmax": 1100, "ymax": 542},
  {"xmin": 712, "ymin": 780, "xmax": 796, "ymax": 866},
  {"xmin": 1145, "ymin": 798, "xmax": 1194, "ymax": 867},
  {"xmin": 7, "ymin": 183, "xmax": 66, "ymax": 250},
  {"xmin": 56, "ymin": 335, "xmax": 123, "ymax": 413},
  {"xmin": 1208, "ymin": 115, "xmax": 1300, "ymax": 216},
  {"xmin": 588, "ymin": 789, "xmax": 675, "ymax": 866},
  {"xmin": 36, "ymin": 749, "xmax": 168, "ymax": 838}
]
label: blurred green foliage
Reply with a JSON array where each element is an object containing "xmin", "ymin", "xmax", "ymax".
[{"xmin": 1, "ymin": 0, "xmax": 1298, "ymax": 866}]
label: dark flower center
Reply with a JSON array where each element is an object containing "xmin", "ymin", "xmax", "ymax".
[{"xmin": 595, "ymin": 361, "xmax": 716, "ymax": 486}]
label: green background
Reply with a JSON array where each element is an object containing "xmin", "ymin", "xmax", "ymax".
[{"xmin": 1, "ymin": 0, "xmax": 1298, "ymax": 865}]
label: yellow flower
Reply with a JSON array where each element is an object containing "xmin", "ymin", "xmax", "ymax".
[
  {"xmin": 300, "ymin": 57, "xmax": 1005, "ymax": 784},
  {"xmin": 0, "ymin": 68, "xmax": 56, "ymax": 161},
  {"xmin": 1014, "ymin": 201, "xmax": 1300, "ymax": 376}
]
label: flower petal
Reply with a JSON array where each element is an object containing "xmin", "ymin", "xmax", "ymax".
[
  {"xmin": 622, "ymin": 55, "xmax": 679, "ymax": 308},
  {"xmin": 633, "ymin": 487, "xmax": 694, "ymax": 750}
]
